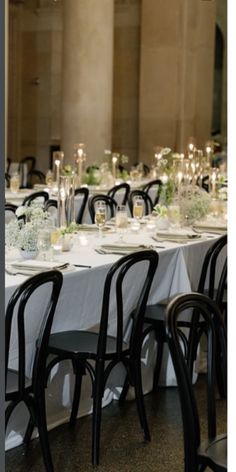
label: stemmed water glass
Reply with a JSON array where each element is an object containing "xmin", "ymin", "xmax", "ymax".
[
  {"xmin": 133, "ymin": 196, "xmax": 144, "ymax": 219},
  {"xmin": 95, "ymin": 201, "xmax": 106, "ymax": 238},
  {"xmin": 115, "ymin": 205, "xmax": 128, "ymax": 241},
  {"xmin": 37, "ymin": 228, "xmax": 52, "ymax": 260}
]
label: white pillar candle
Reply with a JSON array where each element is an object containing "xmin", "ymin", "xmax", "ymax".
[{"xmin": 112, "ymin": 156, "xmax": 118, "ymax": 180}]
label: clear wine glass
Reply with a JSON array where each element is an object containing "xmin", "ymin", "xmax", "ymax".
[
  {"xmin": 133, "ymin": 196, "xmax": 144, "ymax": 220},
  {"xmin": 95, "ymin": 201, "xmax": 106, "ymax": 238},
  {"xmin": 37, "ymin": 228, "xmax": 52, "ymax": 260},
  {"xmin": 115, "ymin": 205, "xmax": 128, "ymax": 241},
  {"xmin": 132, "ymin": 196, "xmax": 144, "ymax": 231},
  {"xmin": 50, "ymin": 226, "xmax": 63, "ymax": 260}
]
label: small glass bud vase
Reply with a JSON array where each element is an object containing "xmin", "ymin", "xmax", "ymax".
[{"xmin": 156, "ymin": 215, "xmax": 169, "ymax": 230}]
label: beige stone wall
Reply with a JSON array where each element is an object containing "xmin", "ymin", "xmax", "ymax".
[
  {"xmin": 8, "ymin": 1, "xmax": 62, "ymax": 172},
  {"xmin": 7, "ymin": 0, "xmax": 226, "ymax": 172},
  {"xmin": 112, "ymin": 0, "xmax": 141, "ymax": 166},
  {"xmin": 139, "ymin": 0, "xmax": 216, "ymax": 166},
  {"xmin": 60, "ymin": 0, "xmax": 114, "ymax": 166},
  {"xmin": 216, "ymin": 0, "xmax": 227, "ymax": 141}
]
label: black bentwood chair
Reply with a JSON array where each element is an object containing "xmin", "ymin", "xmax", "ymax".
[
  {"xmin": 128, "ymin": 189, "xmax": 154, "ymax": 216},
  {"xmin": 75, "ymin": 187, "xmax": 89, "ymax": 224},
  {"xmin": 142, "ymin": 179, "xmax": 163, "ymax": 206},
  {"xmin": 27, "ymin": 170, "xmax": 46, "ymax": 188},
  {"xmin": 88, "ymin": 194, "xmax": 117, "ymax": 223},
  {"xmin": 140, "ymin": 234, "xmax": 227, "ymax": 394},
  {"xmin": 107, "ymin": 182, "xmax": 130, "ymax": 206},
  {"xmin": 166, "ymin": 292, "xmax": 227, "ymax": 472},
  {"xmin": 45, "ymin": 199, "xmax": 58, "ymax": 211},
  {"xmin": 46, "ymin": 250, "xmax": 159, "ymax": 465},
  {"xmin": 5, "ymin": 203, "xmax": 18, "ymax": 222},
  {"xmin": 22, "ymin": 190, "xmax": 49, "ymax": 206},
  {"xmin": 5, "ymin": 271, "xmax": 63, "ymax": 472}
]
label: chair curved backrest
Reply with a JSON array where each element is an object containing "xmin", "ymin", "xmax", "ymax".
[
  {"xmin": 20, "ymin": 156, "xmax": 36, "ymax": 173},
  {"xmin": 44, "ymin": 199, "xmax": 58, "ymax": 211},
  {"xmin": 187, "ymin": 234, "xmax": 227, "ymax": 378},
  {"xmin": 133, "ymin": 162, "xmax": 150, "ymax": 176},
  {"xmin": 97, "ymin": 250, "xmax": 159, "ymax": 359},
  {"xmin": 88, "ymin": 194, "xmax": 117, "ymax": 223},
  {"xmin": 44, "ymin": 199, "xmax": 58, "ymax": 225},
  {"xmin": 5, "ymin": 203, "xmax": 18, "ymax": 214},
  {"xmin": 165, "ymin": 292, "xmax": 227, "ymax": 472},
  {"xmin": 197, "ymin": 234, "xmax": 227, "ymax": 300},
  {"xmin": 128, "ymin": 189, "xmax": 153, "ymax": 216},
  {"xmin": 75, "ymin": 187, "xmax": 89, "ymax": 224},
  {"xmin": 7, "ymin": 158, "xmax": 12, "ymax": 173},
  {"xmin": 22, "ymin": 191, "xmax": 49, "ymax": 206},
  {"xmin": 5, "ymin": 270, "xmax": 63, "ymax": 397},
  {"xmin": 142, "ymin": 179, "xmax": 163, "ymax": 206},
  {"xmin": 107, "ymin": 182, "xmax": 130, "ymax": 206},
  {"xmin": 5, "ymin": 203, "xmax": 18, "ymax": 223},
  {"xmin": 5, "ymin": 173, "xmax": 10, "ymax": 188},
  {"xmin": 27, "ymin": 170, "xmax": 46, "ymax": 189}
]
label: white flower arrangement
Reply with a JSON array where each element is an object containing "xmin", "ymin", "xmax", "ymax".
[
  {"xmin": 5, "ymin": 220, "xmax": 21, "ymax": 248},
  {"xmin": 179, "ymin": 185, "xmax": 211, "ymax": 224},
  {"xmin": 6, "ymin": 204, "xmax": 50, "ymax": 253},
  {"xmin": 15, "ymin": 203, "xmax": 49, "ymax": 222},
  {"xmin": 218, "ymin": 186, "xmax": 227, "ymax": 201},
  {"xmin": 17, "ymin": 222, "xmax": 38, "ymax": 252}
]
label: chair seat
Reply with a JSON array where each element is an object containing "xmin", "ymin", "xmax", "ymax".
[
  {"xmin": 6, "ymin": 368, "xmax": 31, "ymax": 395},
  {"xmin": 49, "ymin": 331, "xmax": 129, "ymax": 358},
  {"xmin": 144, "ymin": 303, "xmax": 166, "ymax": 323},
  {"xmin": 198, "ymin": 434, "xmax": 227, "ymax": 471}
]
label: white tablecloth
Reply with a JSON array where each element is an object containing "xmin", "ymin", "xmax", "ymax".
[{"xmin": 5, "ymin": 228, "xmax": 218, "ymax": 450}]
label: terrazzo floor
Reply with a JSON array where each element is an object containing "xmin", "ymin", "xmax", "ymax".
[{"xmin": 5, "ymin": 374, "xmax": 226, "ymax": 472}]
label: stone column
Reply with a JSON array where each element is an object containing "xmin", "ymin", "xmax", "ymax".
[
  {"xmin": 61, "ymin": 0, "xmax": 114, "ymax": 166},
  {"xmin": 139, "ymin": 0, "xmax": 216, "ymax": 165}
]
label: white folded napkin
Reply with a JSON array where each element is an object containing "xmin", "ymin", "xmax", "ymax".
[
  {"xmin": 10, "ymin": 260, "xmax": 69, "ymax": 271},
  {"xmin": 96, "ymin": 242, "xmax": 152, "ymax": 255},
  {"xmin": 192, "ymin": 222, "xmax": 227, "ymax": 234},
  {"xmin": 155, "ymin": 232, "xmax": 201, "ymax": 241},
  {"xmin": 101, "ymin": 243, "xmax": 151, "ymax": 250}
]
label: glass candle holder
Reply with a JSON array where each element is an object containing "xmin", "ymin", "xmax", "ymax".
[
  {"xmin": 74, "ymin": 143, "xmax": 86, "ymax": 187},
  {"xmin": 58, "ymin": 175, "xmax": 75, "ymax": 228}
]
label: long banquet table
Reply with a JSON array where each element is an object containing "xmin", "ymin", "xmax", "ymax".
[{"xmin": 5, "ymin": 225, "xmax": 222, "ymax": 451}]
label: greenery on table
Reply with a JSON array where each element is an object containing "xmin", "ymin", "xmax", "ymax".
[
  {"xmin": 61, "ymin": 165, "xmax": 75, "ymax": 176},
  {"xmin": 159, "ymin": 180, "xmax": 176, "ymax": 206},
  {"xmin": 152, "ymin": 204, "xmax": 168, "ymax": 217},
  {"xmin": 60, "ymin": 222, "xmax": 80, "ymax": 235},
  {"xmin": 82, "ymin": 166, "xmax": 101, "ymax": 185}
]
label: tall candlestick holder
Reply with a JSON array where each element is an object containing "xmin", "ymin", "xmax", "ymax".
[
  {"xmin": 112, "ymin": 153, "xmax": 118, "ymax": 182},
  {"xmin": 209, "ymin": 167, "xmax": 218, "ymax": 198},
  {"xmin": 74, "ymin": 143, "xmax": 86, "ymax": 188},
  {"xmin": 52, "ymin": 151, "xmax": 64, "ymax": 190},
  {"xmin": 58, "ymin": 175, "xmax": 75, "ymax": 228}
]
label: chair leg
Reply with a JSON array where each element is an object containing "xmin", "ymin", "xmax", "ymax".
[
  {"xmin": 215, "ymin": 344, "xmax": 227, "ymax": 399},
  {"xmin": 92, "ymin": 361, "xmax": 104, "ymax": 466},
  {"xmin": 133, "ymin": 361, "xmax": 150, "ymax": 442},
  {"xmin": 119, "ymin": 373, "xmax": 130, "ymax": 404},
  {"xmin": 35, "ymin": 388, "xmax": 54, "ymax": 472},
  {"xmin": 23, "ymin": 397, "xmax": 37, "ymax": 445},
  {"xmin": 153, "ymin": 338, "xmax": 164, "ymax": 391},
  {"xmin": 69, "ymin": 366, "xmax": 83, "ymax": 427}
]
